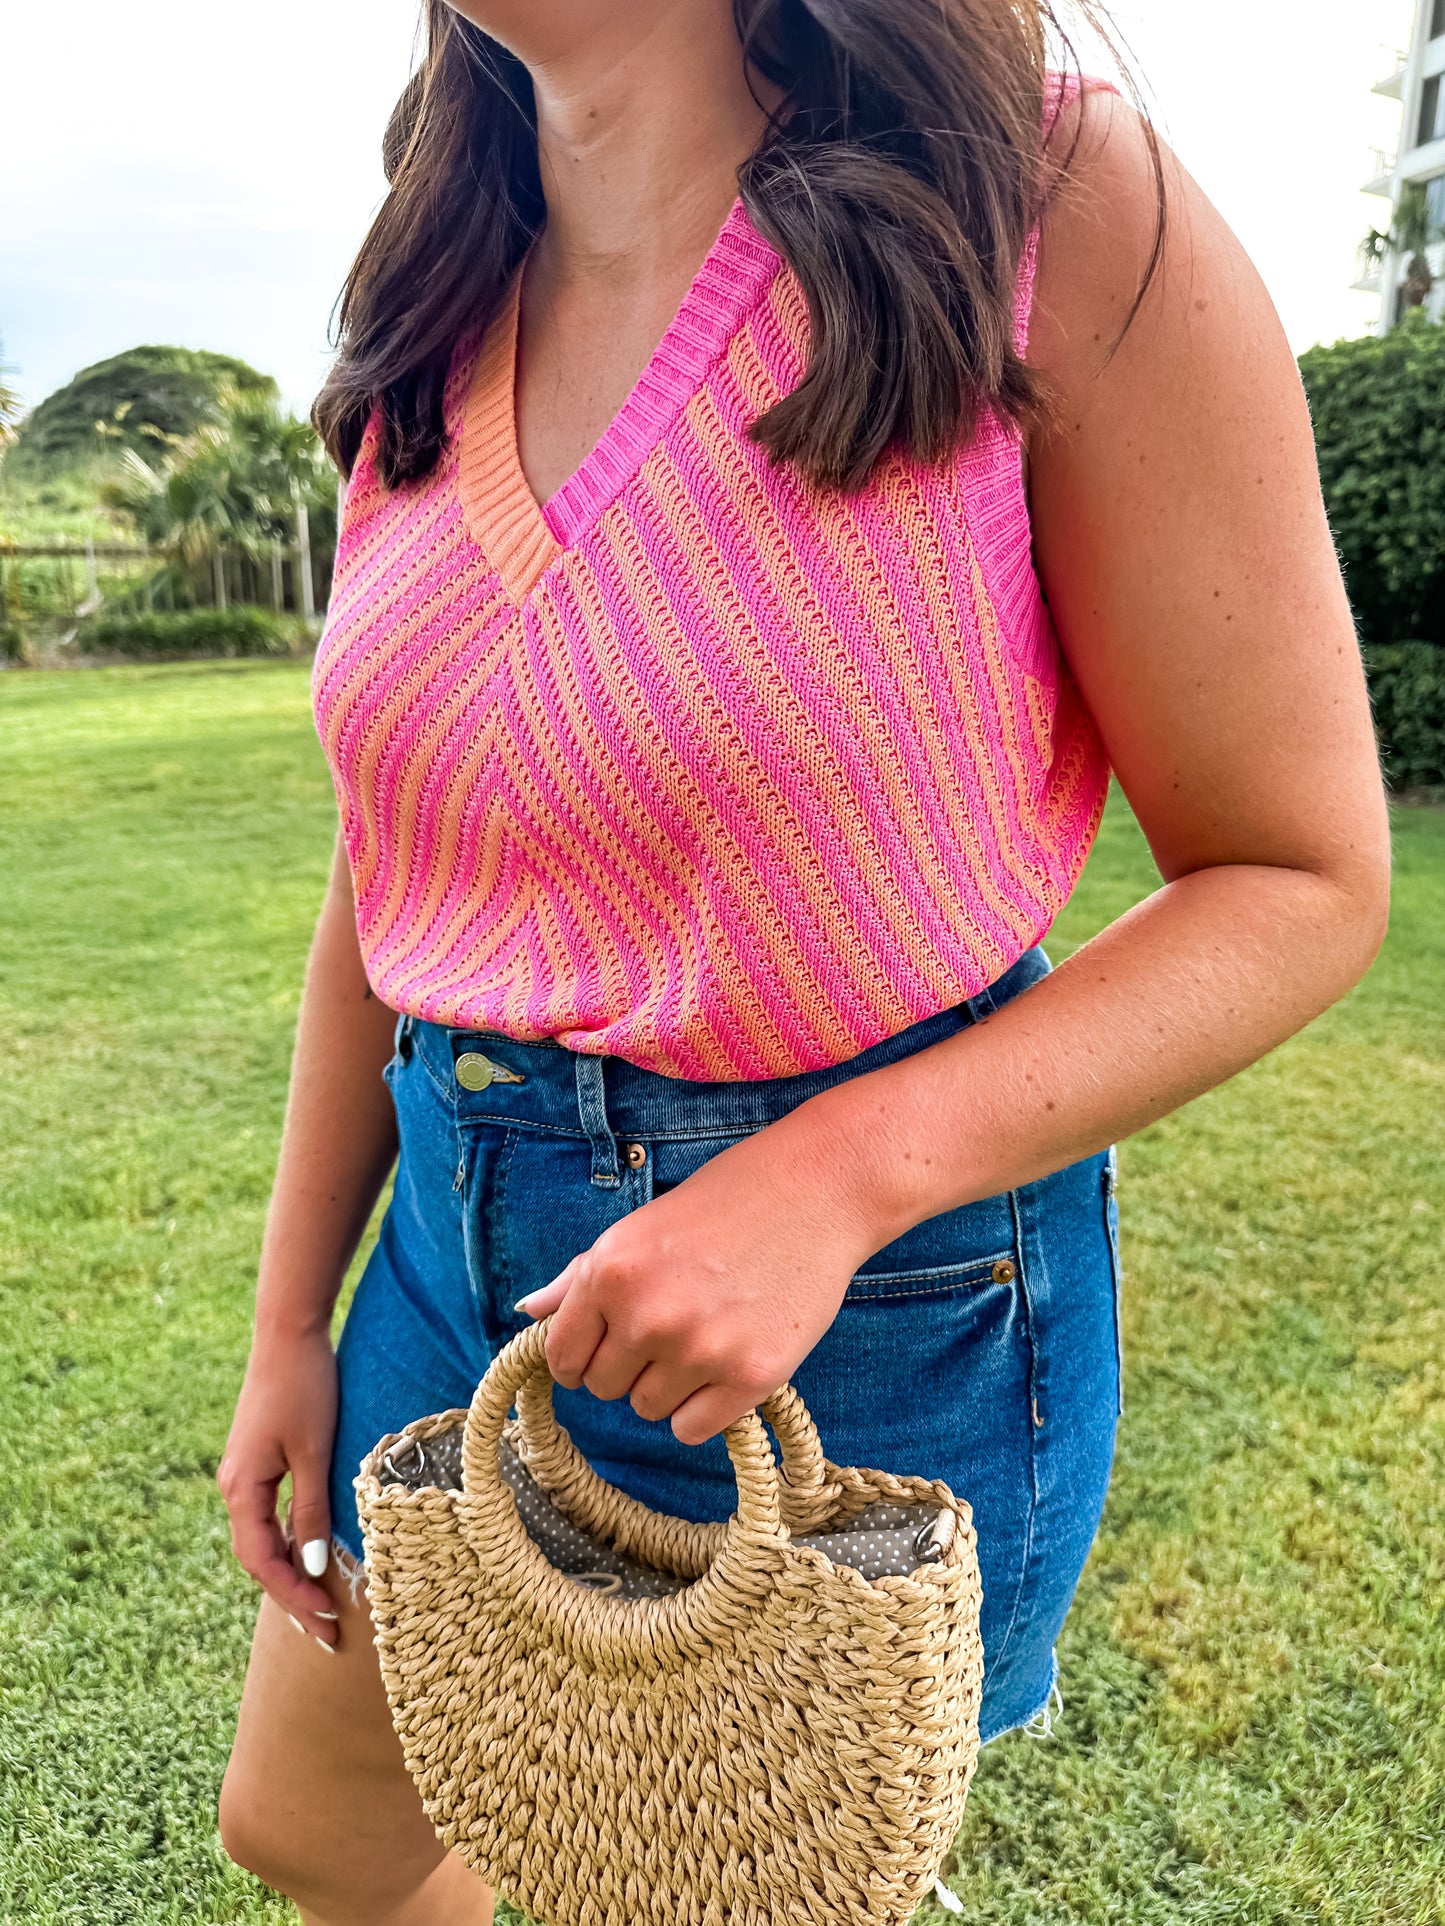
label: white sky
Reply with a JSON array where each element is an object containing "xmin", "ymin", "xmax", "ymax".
[{"xmin": 0, "ymin": 0, "xmax": 1415, "ymax": 418}]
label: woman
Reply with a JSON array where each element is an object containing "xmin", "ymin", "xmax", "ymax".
[{"xmin": 216, "ymin": 0, "xmax": 1390, "ymax": 1919}]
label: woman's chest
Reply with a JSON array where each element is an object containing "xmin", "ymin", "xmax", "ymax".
[{"xmin": 312, "ymin": 416, "xmax": 1050, "ymax": 842}]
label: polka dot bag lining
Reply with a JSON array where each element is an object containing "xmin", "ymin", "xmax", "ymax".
[{"xmin": 378, "ymin": 1419, "xmax": 952, "ymax": 1598}]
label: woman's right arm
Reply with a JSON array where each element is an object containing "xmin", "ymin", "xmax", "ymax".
[{"xmin": 217, "ymin": 829, "xmax": 400, "ymax": 1640}]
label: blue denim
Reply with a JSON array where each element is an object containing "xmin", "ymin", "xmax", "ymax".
[{"xmin": 327, "ymin": 944, "xmax": 1122, "ymax": 1744}]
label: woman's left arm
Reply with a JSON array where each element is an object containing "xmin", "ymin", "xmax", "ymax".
[
  {"xmin": 806, "ymin": 89, "xmax": 1393, "ymax": 1216},
  {"xmin": 526, "ymin": 95, "xmax": 1391, "ymax": 1439}
]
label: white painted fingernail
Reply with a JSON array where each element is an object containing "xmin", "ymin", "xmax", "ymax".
[
  {"xmin": 301, "ymin": 1538, "xmax": 330, "ymax": 1577},
  {"xmin": 315, "ymin": 1609, "xmax": 339, "ymax": 1620},
  {"xmin": 287, "ymin": 1614, "xmax": 306, "ymax": 1636},
  {"xmin": 314, "ymin": 1635, "xmax": 336, "ymax": 1655}
]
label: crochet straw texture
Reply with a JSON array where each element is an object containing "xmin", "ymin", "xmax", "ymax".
[
  {"xmin": 313, "ymin": 84, "xmax": 1110, "ymax": 1079},
  {"xmin": 355, "ymin": 1318, "xmax": 985, "ymax": 1926}
]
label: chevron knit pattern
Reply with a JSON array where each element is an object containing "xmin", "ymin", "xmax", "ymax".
[{"xmin": 313, "ymin": 120, "xmax": 1110, "ymax": 1082}]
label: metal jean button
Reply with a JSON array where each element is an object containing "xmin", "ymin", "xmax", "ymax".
[
  {"xmin": 455, "ymin": 1051, "xmax": 525, "ymax": 1092},
  {"xmin": 621, "ymin": 1141, "xmax": 647, "ymax": 1169}
]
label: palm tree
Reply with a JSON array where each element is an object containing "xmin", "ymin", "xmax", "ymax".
[
  {"xmin": 214, "ymin": 391, "xmax": 332, "ymax": 616},
  {"xmin": 106, "ymin": 443, "xmax": 252, "ymax": 607},
  {"xmin": 102, "ymin": 387, "xmax": 332, "ymax": 612},
  {"xmin": 0, "ymin": 337, "xmax": 23, "ymax": 452},
  {"xmin": 1364, "ymin": 182, "xmax": 1444, "ymax": 313}
]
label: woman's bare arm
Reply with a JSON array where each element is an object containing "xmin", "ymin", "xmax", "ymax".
[
  {"xmin": 218, "ymin": 832, "xmax": 398, "ymax": 1637},
  {"xmin": 525, "ymin": 95, "xmax": 1391, "ymax": 1442},
  {"xmin": 755, "ymin": 88, "xmax": 1392, "ymax": 1242}
]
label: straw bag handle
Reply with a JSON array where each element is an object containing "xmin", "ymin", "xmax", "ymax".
[
  {"xmin": 460, "ymin": 1317, "xmax": 788, "ymax": 1580},
  {"xmin": 511, "ymin": 1357, "xmax": 845, "ymax": 1541}
]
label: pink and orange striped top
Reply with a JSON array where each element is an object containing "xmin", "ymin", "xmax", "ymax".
[{"xmin": 313, "ymin": 152, "xmax": 1110, "ymax": 1081}]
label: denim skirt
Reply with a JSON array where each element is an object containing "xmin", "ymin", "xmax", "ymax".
[{"xmin": 326, "ymin": 943, "xmax": 1123, "ymax": 1745}]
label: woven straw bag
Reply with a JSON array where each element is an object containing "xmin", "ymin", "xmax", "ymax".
[{"xmin": 355, "ymin": 1315, "xmax": 985, "ymax": 1926}]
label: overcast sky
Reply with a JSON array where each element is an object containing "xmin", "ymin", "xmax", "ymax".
[{"xmin": 0, "ymin": 1, "xmax": 1414, "ymax": 418}]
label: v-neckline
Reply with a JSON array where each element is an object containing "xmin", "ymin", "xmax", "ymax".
[{"xmin": 456, "ymin": 193, "xmax": 782, "ymax": 610}]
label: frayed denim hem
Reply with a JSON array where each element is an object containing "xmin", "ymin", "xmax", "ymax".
[
  {"xmin": 326, "ymin": 1529, "xmax": 367, "ymax": 1608},
  {"xmin": 977, "ymin": 1647, "xmax": 1063, "ymax": 1749}
]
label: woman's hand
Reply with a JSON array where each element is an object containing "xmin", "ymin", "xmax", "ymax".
[
  {"xmin": 516, "ymin": 1107, "xmax": 881, "ymax": 1444},
  {"xmin": 216, "ymin": 833, "xmax": 399, "ymax": 1651},
  {"xmin": 218, "ymin": 1329, "xmax": 341, "ymax": 1645}
]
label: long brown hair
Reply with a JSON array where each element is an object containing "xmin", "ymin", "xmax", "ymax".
[{"xmin": 313, "ymin": 0, "xmax": 1161, "ymax": 493}]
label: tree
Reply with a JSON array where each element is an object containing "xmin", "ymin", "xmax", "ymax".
[
  {"xmin": 4, "ymin": 345, "xmax": 277, "ymax": 478},
  {"xmin": 0, "ymin": 337, "xmax": 23, "ymax": 453},
  {"xmin": 1363, "ymin": 181, "xmax": 1444, "ymax": 313},
  {"xmin": 1299, "ymin": 312, "xmax": 1445, "ymax": 647},
  {"xmin": 102, "ymin": 386, "xmax": 335, "ymax": 612},
  {"xmin": 213, "ymin": 391, "xmax": 333, "ymax": 615}
]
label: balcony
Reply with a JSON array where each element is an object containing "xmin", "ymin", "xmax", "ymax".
[
  {"xmin": 1373, "ymin": 50, "xmax": 1408, "ymax": 100},
  {"xmin": 1364, "ymin": 147, "xmax": 1398, "ymax": 196}
]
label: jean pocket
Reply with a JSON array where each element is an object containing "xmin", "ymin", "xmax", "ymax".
[
  {"xmin": 643, "ymin": 1139, "xmax": 1021, "ymax": 1305},
  {"xmin": 641, "ymin": 1131, "xmax": 754, "ymax": 1201},
  {"xmin": 844, "ymin": 1248, "xmax": 1019, "ymax": 1303},
  {"xmin": 1103, "ymin": 1143, "xmax": 1124, "ymax": 1416},
  {"xmin": 845, "ymin": 1189, "xmax": 1021, "ymax": 1303}
]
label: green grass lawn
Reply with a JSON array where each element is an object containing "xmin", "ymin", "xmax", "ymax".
[{"xmin": 1, "ymin": 660, "xmax": 1441, "ymax": 1925}]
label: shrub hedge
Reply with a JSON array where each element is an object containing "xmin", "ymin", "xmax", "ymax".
[
  {"xmin": 1365, "ymin": 640, "xmax": 1445, "ymax": 790},
  {"xmin": 1299, "ymin": 314, "xmax": 1445, "ymax": 651},
  {"xmin": 77, "ymin": 607, "xmax": 306, "ymax": 660}
]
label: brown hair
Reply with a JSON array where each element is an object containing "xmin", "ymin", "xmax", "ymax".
[{"xmin": 313, "ymin": 0, "xmax": 1161, "ymax": 493}]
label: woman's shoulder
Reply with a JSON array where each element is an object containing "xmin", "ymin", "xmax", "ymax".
[{"xmin": 1025, "ymin": 75, "xmax": 1227, "ymax": 400}]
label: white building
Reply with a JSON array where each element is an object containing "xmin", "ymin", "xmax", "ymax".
[{"xmin": 1360, "ymin": 1, "xmax": 1445, "ymax": 327}]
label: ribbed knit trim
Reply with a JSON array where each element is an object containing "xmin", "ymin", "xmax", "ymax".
[
  {"xmin": 458, "ymin": 194, "xmax": 783, "ymax": 607},
  {"xmin": 456, "ymin": 284, "xmax": 563, "ymax": 608}
]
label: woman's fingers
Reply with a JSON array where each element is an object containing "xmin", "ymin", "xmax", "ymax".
[
  {"xmin": 543, "ymin": 1288, "xmax": 608, "ymax": 1389},
  {"xmin": 225, "ymin": 1470, "xmax": 335, "ymax": 1627},
  {"xmin": 514, "ymin": 1262, "xmax": 575, "ymax": 1321},
  {"xmin": 668, "ymin": 1381, "xmax": 754, "ymax": 1448},
  {"xmin": 626, "ymin": 1359, "xmax": 708, "ymax": 1424},
  {"xmin": 286, "ymin": 1451, "xmax": 339, "ymax": 1644},
  {"xmin": 580, "ymin": 1330, "xmax": 652, "ymax": 1402}
]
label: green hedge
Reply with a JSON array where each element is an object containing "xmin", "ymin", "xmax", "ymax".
[
  {"xmin": 77, "ymin": 606, "xmax": 307, "ymax": 660},
  {"xmin": 1366, "ymin": 641, "xmax": 1445, "ymax": 790},
  {"xmin": 1300, "ymin": 315, "xmax": 1445, "ymax": 651}
]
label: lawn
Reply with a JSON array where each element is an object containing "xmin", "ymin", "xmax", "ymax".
[{"xmin": 1, "ymin": 660, "xmax": 1441, "ymax": 1925}]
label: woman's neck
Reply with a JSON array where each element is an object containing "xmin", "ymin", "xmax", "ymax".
[{"xmin": 516, "ymin": 3, "xmax": 785, "ymax": 291}]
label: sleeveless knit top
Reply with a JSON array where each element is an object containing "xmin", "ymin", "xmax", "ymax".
[{"xmin": 313, "ymin": 106, "xmax": 1111, "ymax": 1081}]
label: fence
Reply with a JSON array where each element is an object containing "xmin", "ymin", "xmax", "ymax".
[{"xmin": 0, "ymin": 534, "xmax": 330, "ymax": 649}]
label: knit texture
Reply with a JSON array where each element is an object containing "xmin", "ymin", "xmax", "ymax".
[{"xmin": 314, "ymin": 90, "xmax": 1111, "ymax": 1081}]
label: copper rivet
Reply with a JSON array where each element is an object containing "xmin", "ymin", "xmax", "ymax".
[
  {"xmin": 623, "ymin": 1141, "xmax": 647, "ymax": 1169},
  {"xmin": 992, "ymin": 1258, "xmax": 1017, "ymax": 1284}
]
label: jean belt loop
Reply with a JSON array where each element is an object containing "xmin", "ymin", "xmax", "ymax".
[
  {"xmin": 574, "ymin": 1052, "xmax": 621, "ymax": 1189},
  {"xmin": 961, "ymin": 982, "xmax": 998, "ymax": 1026}
]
